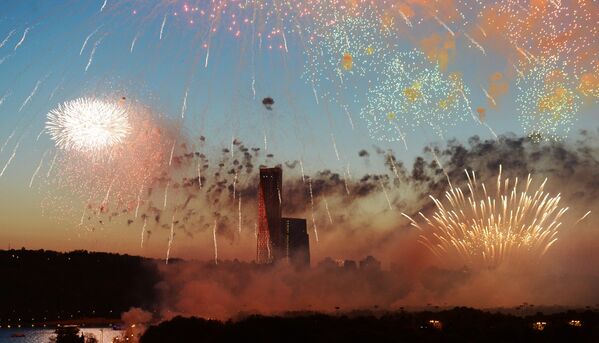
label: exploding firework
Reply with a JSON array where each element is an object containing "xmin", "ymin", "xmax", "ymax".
[
  {"xmin": 361, "ymin": 49, "xmax": 471, "ymax": 142},
  {"xmin": 46, "ymin": 97, "xmax": 131, "ymax": 153},
  {"xmin": 403, "ymin": 166, "xmax": 571, "ymax": 268},
  {"xmin": 515, "ymin": 58, "xmax": 581, "ymax": 142}
]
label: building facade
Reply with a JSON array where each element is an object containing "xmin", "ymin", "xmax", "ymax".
[
  {"xmin": 282, "ymin": 217, "xmax": 310, "ymax": 268},
  {"xmin": 256, "ymin": 167, "xmax": 283, "ymax": 263}
]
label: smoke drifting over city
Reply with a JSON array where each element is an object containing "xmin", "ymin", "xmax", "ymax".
[{"xmin": 140, "ymin": 129, "xmax": 599, "ymax": 320}]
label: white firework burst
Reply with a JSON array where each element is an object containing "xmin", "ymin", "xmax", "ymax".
[{"xmin": 46, "ymin": 97, "xmax": 131, "ymax": 152}]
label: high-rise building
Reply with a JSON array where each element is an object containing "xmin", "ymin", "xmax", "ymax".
[
  {"xmin": 256, "ymin": 167, "xmax": 283, "ymax": 263},
  {"xmin": 282, "ymin": 217, "xmax": 310, "ymax": 268}
]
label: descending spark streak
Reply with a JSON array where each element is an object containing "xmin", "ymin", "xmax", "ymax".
[
  {"xmin": 212, "ymin": 220, "xmax": 218, "ymax": 264},
  {"xmin": 433, "ymin": 15, "xmax": 454, "ymax": 36},
  {"xmin": 19, "ymin": 79, "xmax": 43, "ymax": 112},
  {"xmin": 343, "ymin": 106, "xmax": 354, "ymax": 130},
  {"xmin": 299, "ymin": 159, "xmax": 306, "ymax": 183},
  {"xmin": 46, "ymin": 153, "xmax": 57, "ymax": 178},
  {"xmin": 323, "ymin": 197, "xmax": 333, "ymax": 224},
  {"xmin": 575, "ymin": 211, "xmax": 591, "ymax": 225},
  {"xmin": 282, "ymin": 30, "xmax": 288, "ymax": 53},
  {"xmin": 0, "ymin": 92, "xmax": 9, "ymax": 108},
  {"xmin": 263, "ymin": 131, "xmax": 268, "ymax": 151},
  {"xmin": 311, "ymin": 81, "xmax": 319, "ymax": 105},
  {"xmin": 180, "ymin": 88, "xmax": 188, "ymax": 118},
  {"xmin": 331, "ymin": 133, "xmax": 340, "ymax": 161},
  {"xmin": 0, "ymin": 141, "xmax": 20, "ymax": 178},
  {"xmin": 168, "ymin": 141, "xmax": 176, "ymax": 166},
  {"xmin": 204, "ymin": 45, "xmax": 210, "ymax": 68},
  {"xmin": 481, "ymin": 86, "xmax": 497, "ymax": 106},
  {"xmin": 380, "ymin": 179, "xmax": 393, "ymax": 210},
  {"xmin": 140, "ymin": 217, "xmax": 147, "ymax": 248},
  {"xmin": 85, "ymin": 37, "xmax": 103, "ymax": 72},
  {"xmin": 100, "ymin": 0, "xmax": 108, "ymax": 12},
  {"xmin": 163, "ymin": 182, "xmax": 169, "ymax": 209},
  {"xmin": 14, "ymin": 27, "xmax": 30, "ymax": 51},
  {"xmin": 0, "ymin": 55, "xmax": 8, "ymax": 65},
  {"xmin": 233, "ymin": 172, "xmax": 238, "ymax": 199},
  {"xmin": 29, "ymin": 151, "xmax": 47, "ymax": 188},
  {"xmin": 134, "ymin": 180, "xmax": 146, "ymax": 219},
  {"xmin": 238, "ymin": 197, "xmax": 242, "ymax": 234},
  {"xmin": 463, "ymin": 33, "xmax": 485, "ymax": 55},
  {"xmin": 160, "ymin": 14, "xmax": 167, "ymax": 40},
  {"xmin": 35, "ymin": 128, "xmax": 44, "ymax": 142},
  {"xmin": 80, "ymin": 26, "xmax": 101, "ymax": 55},
  {"xmin": 0, "ymin": 129, "xmax": 15, "ymax": 153},
  {"xmin": 165, "ymin": 214, "xmax": 175, "ymax": 264},
  {"xmin": 398, "ymin": 9, "xmax": 412, "ymax": 27},
  {"xmin": 102, "ymin": 177, "xmax": 115, "ymax": 206},
  {"xmin": 0, "ymin": 29, "xmax": 15, "ymax": 49},
  {"xmin": 130, "ymin": 34, "xmax": 138, "ymax": 53},
  {"xmin": 307, "ymin": 178, "xmax": 319, "ymax": 242}
]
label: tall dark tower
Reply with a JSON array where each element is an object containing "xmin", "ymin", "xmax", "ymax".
[{"xmin": 257, "ymin": 167, "xmax": 283, "ymax": 263}]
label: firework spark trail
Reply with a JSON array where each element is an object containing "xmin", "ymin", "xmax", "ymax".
[
  {"xmin": 331, "ymin": 133, "xmax": 340, "ymax": 161},
  {"xmin": 323, "ymin": 197, "xmax": 333, "ymax": 224},
  {"xmin": 238, "ymin": 197, "xmax": 242, "ymax": 234},
  {"xmin": 130, "ymin": 33, "xmax": 139, "ymax": 53},
  {"xmin": 46, "ymin": 153, "xmax": 57, "ymax": 178},
  {"xmin": 85, "ymin": 37, "xmax": 103, "ymax": 72},
  {"xmin": 433, "ymin": 15, "xmax": 454, "ymax": 36},
  {"xmin": 481, "ymin": 86, "xmax": 497, "ymax": 106},
  {"xmin": 459, "ymin": 89, "xmax": 498, "ymax": 138},
  {"xmin": 0, "ymin": 129, "xmax": 16, "ymax": 153},
  {"xmin": 343, "ymin": 172, "xmax": 351, "ymax": 196},
  {"xmin": 0, "ymin": 141, "xmax": 20, "ymax": 178},
  {"xmin": 48, "ymin": 80, "xmax": 63, "ymax": 101},
  {"xmin": 140, "ymin": 217, "xmax": 147, "ymax": 248},
  {"xmin": 19, "ymin": 78, "xmax": 44, "ymax": 112},
  {"xmin": 307, "ymin": 178, "xmax": 319, "ymax": 242},
  {"xmin": 263, "ymin": 131, "xmax": 268, "ymax": 151},
  {"xmin": 277, "ymin": 186, "xmax": 282, "ymax": 205},
  {"xmin": 163, "ymin": 181, "xmax": 169, "ymax": 209},
  {"xmin": 14, "ymin": 27, "xmax": 30, "ymax": 51},
  {"xmin": 0, "ymin": 55, "xmax": 9, "ymax": 65},
  {"xmin": 463, "ymin": 32, "xmax": 485, "ymax": 55},
  {"xmin": 80, "ymin": 26, "xmax": 101, "ymax": 55},
  {"xmin": 100, "ymin": 0, "xmax": 108, "ymax": 12},
  {"xmin": 430, "ymin": 146, "xmax": 452, "ymax": 187},
  {"xmin": 398, "ymin": 9, "xmax": 412, "ymax": 27},
  {"xmin": 403, "ymin": 166, "xmax": 573, "ymax": 267},
  {"xmin": 102, "ymin": 177, "xmax": 115, "ymax": 206},
  {"xmin": 134, "ymin": 178, "xmax": 147, "ymax": 219},
  {"xmin": 380, "ymin": 179, "xmax": 393, "ymax": 210},
  {"xmin": 160, "ymin": 14, "xmax": 167, "ymax": 40},
  {"xmin": 165, "ymin": 214, "xmax": 175, "ymax": 264},
  {"xmin": 311, "ymin": 81, "xmax": 319, "ymax": 104},
  {"xmin": 29, "ymin": 150, "xmax": 48, "ymax": 188},
  {"xmin": 575, "ymin": 211, "xmax": 591, "ymax": 225},
  {"xmin": 168, "ymin": 140, "xmax": 176, "ymax": 166},
  {"xmin": 299, "ymin": 159, "xmax": 306, "ymax": 183},
  {"xmin": 196, "ymin": 158, "xmax": 202, "ymax": 188},
  {"xmin": 0, "ymin": 29, "xmax": 15, "ymax": 49},
  {"xmin": 35, "ymin": 128, "xmax": 44, "ymax": 142},
  {"xmin": 233, "ymin": 171, "xmax": 238, "ymax": 199},
  {"xmin": 0, "ymin": 92, "xmax": 9, "ymax": 108},
  {"xmin": 78, "ymin": 201, "xmax": 87, "ymax": 226},
  {"xmin": 204, "ymin": 44, "xmax": 210, "ymax": 68},
  {"xmin": 343, "ymin": 105, "xmax": 355, "ymax": 130},
  {"xmin": 212, "ymin": 219, "xmax": 218, "ymax": 264},
  {"xmin": 180, "ymin": 88, "xmax": 188, "ymax": 119}
]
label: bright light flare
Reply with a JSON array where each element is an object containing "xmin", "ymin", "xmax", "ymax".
[
  {"xmin": 403, "ymin": 166, "xmax": 572, "ymax": 268},
  {"xmin": 46, "ymin": 97, "xmax": 131, "ymax": 153}
]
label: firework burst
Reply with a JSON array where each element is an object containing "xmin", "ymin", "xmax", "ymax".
[
  {"xmin": 403, "ymin": 166, "xmax": 570, "ymax": 268},
  {"xmin": 46, "ymin": 97, "xmax": 131, "ymax": 153}
]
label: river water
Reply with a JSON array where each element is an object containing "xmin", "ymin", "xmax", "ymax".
[{"xmin": 0, "ymin": 328, "xmax": 122, "ymax": 343}]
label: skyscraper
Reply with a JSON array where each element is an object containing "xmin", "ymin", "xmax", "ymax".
[
  {"xmin": 256, "ymin": 167, "xmax": 283, "ymax": 263},
  {"xmin": 282, "ymin": 217, "xmax": 310, "ymax": 268}
]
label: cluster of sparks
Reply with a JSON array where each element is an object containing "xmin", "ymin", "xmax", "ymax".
[
  {"xmin": 403, "ymin": 167, "xmax": 571, "ymax": 268},
  {"xmin": 46, "ymin": 98, "xmax": 131, "ymax": 154},
  {"xmin": 361, "ymin": 50, "xmax": 471, "ymax": 142}
]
